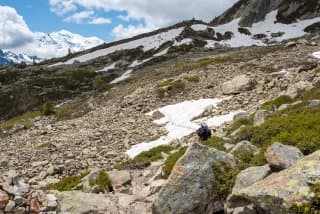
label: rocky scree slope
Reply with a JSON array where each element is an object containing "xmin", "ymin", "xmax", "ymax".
[{"xmin": 1, "ymin": 38, "xmax": 320, "ymax": 213}]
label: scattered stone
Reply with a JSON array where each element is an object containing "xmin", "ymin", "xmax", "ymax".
[{"xmin": 265, "ymin": 142, "xmax": 304, "ymax": 170}]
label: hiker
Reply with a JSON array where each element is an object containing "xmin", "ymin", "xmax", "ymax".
[{"xmin": 196, "ymin": 124, "xmax": 212, "ymax": 142}]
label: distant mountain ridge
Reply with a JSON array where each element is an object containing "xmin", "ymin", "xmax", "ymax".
[{"xmin": 0, "ymin": 30, "xmax": 104, "ymax": 67}]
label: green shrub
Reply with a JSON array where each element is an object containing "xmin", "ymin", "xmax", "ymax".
[
  {"xmin": 186, "ymin": 76, "xmax": 200, "ymax": 82},
  {"xmin": 41, "ymin": 101, "xmax": 55, "ymax": 116},
  {"xmin": 212, "ymin": 163, "xmax": 239, "ymax": 201},
  {"xmin": 157, "ymin": 79, "xmax": 185, "ymax": 98},
  {"xmin": 202, "ymin": 136, "xmax": 226, "ymax": 151},
  {"xmin": 55, "ymin": 101, "xmax": 90, "ymax": 120},
  {"xmin": 237, "ymin": 105, "xmax": 320, "ymax": 155},
  {"xmin": 162, "ymin": 147, "xmax": 187, "ymax": 179},
  {"xmin": 228, "ymin": 117, "xmax": 253, "ymax": 135},
  {"xmin": 261, "ymin": 95, "xmax": 294, "ymax": 110},
  {"xmin": 47, "ymin": 172, "xmax": 89, "ymax": 191},
  {"xmin": 89, "ymin": 171, "xmax": 112, "ymax": 192},
  {"xmin": 115, "ymin": 145, "xmax": 173, "ymax": 170},
  {"xmin": 0, "ymin": 111, "xmax": 40, "ymax": 130}
]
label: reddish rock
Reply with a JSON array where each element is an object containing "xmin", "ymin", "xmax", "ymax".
[
  {"xmin": 30, "ymin": 199, "xmax": 40, "ymax": 213},
  {"xmin": 0, "ymin": 190, "xmax": 9, "ymax": 209}
]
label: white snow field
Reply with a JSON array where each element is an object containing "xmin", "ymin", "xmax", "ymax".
[{"xmin": 126, "ymin": 98, "xmax": 244, "ymax": 158}]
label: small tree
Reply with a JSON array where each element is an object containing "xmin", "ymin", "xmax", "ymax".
[{"xmin": 41, "ymin": 101, "xmax": 55, "ymax": 116}]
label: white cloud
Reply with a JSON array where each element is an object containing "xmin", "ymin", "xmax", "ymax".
[
  {"xmin": 49, "ymin": 0, "xmax": 237, "ymax": 39},
  {"xmin": 0, "ymin": 6, "xmax": 34, "ymax": 49},
  {"xmin": 49, "ymin": 0, "xmax": 77, "ymax": 16},
  {"xmin": 49, "ymin": 0, "xmax": 237, "ymax": 27},
  {"xmin": 64, "ymin": 10, "xmax": 94, "ymax": 23},
  {"xmin": 112, "ymin": 24, "xmax": 154, "ymax": 40},
  {"xmin": 63, "ymin": 10, "xmax": 111, "ymax": 25},
  {"xmin": 89, "ymin": 17, "xmax": 111, "ymax": 24}
]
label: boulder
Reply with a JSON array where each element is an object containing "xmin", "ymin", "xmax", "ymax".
[
  {"xmin": 108, "ymin": 170, "xmax": 132, "ymax": 190},
  {"xmin": 286, "ymin": 81, "xmax": 313, "ymax": 99},
  {"xmin": 152, "ymin": 143, "xmax": 237, "ymax": 214},
  {"xmin": 253, "ymin": 110, "xmax": 268, "ymax": 126},
  {"xmin": 229, "ymin": 141, "xmax": 259, "ymax": 159},
  {"xmin": 232, "ymin": 165, "xmax": 271, "ymax": 193},
  {"xmin": 265, "ymin": 142, "xmax": 303, "ymax": 170},
  {"xmin": 226, "ymin": 150, "xmax": 320, "ymax": 213},
  {"xmin": 309, "ymin": 99, "xmax": 320, "ymax": 107},
  {"xmin": 222, "ymin": 75, "xmax": 256, "ymax": 95},
  {"xmin": 53, "ymin": 190, "xmax": 109, "ymax": 214}
]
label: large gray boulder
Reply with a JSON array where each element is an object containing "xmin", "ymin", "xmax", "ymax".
[
  {"xmin": 226, "ymin": 150, "xmax": 320, "ymax": 214},
  {"xmin": 152, "ymin": 143, "xmax": 237, "ymax": 214},
  {"xmin": 265, "ymin": 142, "xmax": 304, "ymax": 170},
  {"xmin": 232, "ymin": 165, "xmax": 271, "ymax": 193},
  {"xmin": 222, "ymin": 75, "xmax": 256, "ymax": 95}
]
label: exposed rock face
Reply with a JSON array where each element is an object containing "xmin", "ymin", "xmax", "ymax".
[
  {"xmin": 265, "ymin": 142, "xmax": 304, "ymax": 170},
  {"xmin": 222, "ymin": 75, "xmax": 256, "ymax": 95},
  {"xmin": 226, "ymin": 150, "xmax": 320, "ymax": 213},
  {"xmin": 211, "ymin": 0, "xmax": 320, "ymax": 27},
  {"xmin": 152, "ymin": 143, "xmax": 237, "ymax": 214},
  {"xmin": 232, "ymin": 165, "xmax": 271, "ymax": 193}
]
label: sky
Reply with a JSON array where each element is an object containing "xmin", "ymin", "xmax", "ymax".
[{"xmin": 0, "ymin": 0, "xmax": 236, "ymax": 57}]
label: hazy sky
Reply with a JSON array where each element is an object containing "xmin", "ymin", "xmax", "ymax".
[{"xmin": 0, "ymin": 0, "xmax": 236, "ymax": 53}]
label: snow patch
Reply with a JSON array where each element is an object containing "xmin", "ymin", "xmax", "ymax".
[
  {"xmin": 96, "ymin": 62, "xmax": 116, "ymax": 73},
  {"xmin": 110, "ymin": 69, "xmax": 133, "ymax": 84},
  {"xmin": 191, "ymin": 24, "xmax": 209, "ymax": 31},
  {"xmin": 126, "ymin": 98, "xmax": 244, "ymax": 158},
  {"xmin": 173, "ymin": 38, "xmax": 193, "ymax": 46},
  {"xmin": 129, "ymin": 58, "xmax": 152, "ymax": 68},
  {"xmin": 154, "ymin": 48, "xmax": 170, "ymax": 57}
]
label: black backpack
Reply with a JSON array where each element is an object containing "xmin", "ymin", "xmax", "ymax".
[{"xmin": 196, "ymin": 124, "xmax": 212, "ymax": 141}]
